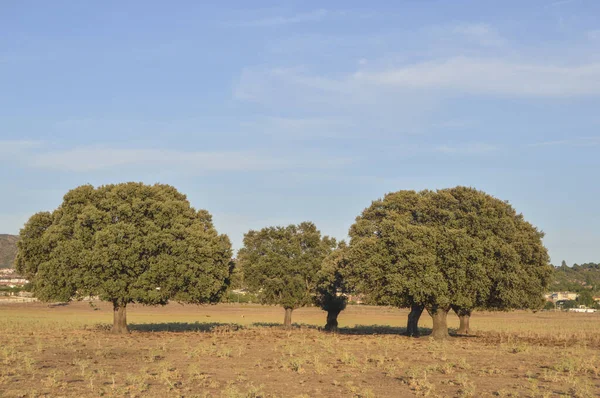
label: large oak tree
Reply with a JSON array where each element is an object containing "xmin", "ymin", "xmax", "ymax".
[
  {"xmin": 346, "ymin": 187, "xmax": 553, "ymax": 339},
  {"xmin": 314, "ymin": 242, "xmax": 349, "ymax": 331},
  {"xmin": 238, "ymin": 222, "xmax": 336, "ymax": 328},
  {"xmin": 16, "ymin": 183, "xmax": 233, "ymax": 333}
]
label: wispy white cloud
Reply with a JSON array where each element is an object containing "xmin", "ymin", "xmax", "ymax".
[
  {"xmin": 235, "ymin": 66, "xmax": 383, "ymax": 107},
  {"xmin": 451, "ymin": 23, "xmax": 506, "ymax": 47},
  {"xmin": 241, "ymin": 116, "xmax": 352, "ymax": 139},
  {"xmin": 547, "ymin": 0, "xmax": 578, "ymax": 7},
  {"xmin": 434, "ymin": 143, "xmax": 497, "ymax": 155},
  {"xmin": 234, "ymin": 67, "xmax": 356, "ymax": 108},
  {"xmin": 354, "ymin": 57, "xmax": 600, "ymax": 97},
  {"xmin": 588, "ymin": 30, "xmax": 600, "ymax": 41},
  {"xmin": 430, "ymin": 120, "xmax": 474, "ymax": 129},
  {"xmin": 23, "ymin": 146, "xmax": 353, "ymax": 172},
  {"xmin": 236, "ymin": 57, "xmax": 600, "ymax": 107},
  {"xmin": 238, "ymin": 9, "xmax": 328, "ymax": 27},
  {"xmin": 0, "ymin": 140, "xmax": 44, "ymax": 157},
  {"xmin": 235, "ymin": 8, "xmax": 379, "ymax": 28},
  {"xmin": 236, "ymin": 67, "xmax": 352, "ymax": 99},
  {"xmin": 531, "ymin": 137, "xmax": 600, "ymax": 147}
]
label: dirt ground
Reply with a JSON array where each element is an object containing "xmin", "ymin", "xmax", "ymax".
[{"xmin": 0, "ymin": 301, "xmax": 599, "ymax": 397}]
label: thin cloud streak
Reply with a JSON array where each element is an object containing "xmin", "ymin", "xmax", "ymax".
[
  {"xmin": 355, "ymin": 57, "xmax": 600, "ymax": 97},
  {"xmin": 547, "ymin": 0, "xmax": 579, "ymax": 7},
  {"xmin": 241, "ymin": 116, "xmax": 353, "ymax": 139},
  {"xmin": 238, "ymin": 9, "xmax": 328, "ymax": 27},
  {"xmin": 27, "ymin": 146, "xmax": 354, "ymax": 172},
  {"xmin": 435, "ymin": 143, "xmax": 498, "ymax": 155},
  {"xmin": 531, "ymin": 137, "xmax": 600, "ymax": 147},
  {"xmin": 0, "ymin": 140, "xmax": 44, "ymax": 157},
  {"xmin": 236, "ymin": 58, "xmax": 600, "ymax": 106},
  {"xmin": 451, "ymin": 23, "xmax": 507, "ymax": 47}
]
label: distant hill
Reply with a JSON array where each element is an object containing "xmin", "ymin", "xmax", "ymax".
[
  {"xmin": 0, "ymin": 234, "xmax": 19, "ymax": 269},
  {"xmin": 551, "ymin": 262, "xmax": 600, "ymax": 294}
]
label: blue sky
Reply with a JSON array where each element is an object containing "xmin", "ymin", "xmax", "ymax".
[{"xmin": 1, "ymin": 0, "xmax": 599, "ymax": 265}]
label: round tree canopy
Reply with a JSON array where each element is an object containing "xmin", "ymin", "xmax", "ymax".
[
  {"xmin": 346, "ymin": 187, "xmax": 553, "ymax": 313},
  {"xmin": 238, "ymin": 221, "xmax": 336, "ymax": 310},
  {"xmin": 16, "ymin": 183, "xmax": 233, "ymax": 309}
]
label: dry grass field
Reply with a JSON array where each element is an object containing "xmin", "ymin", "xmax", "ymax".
[{"xmin": 1, "ymin": 301, "xmax": 599, "ymax": 397}]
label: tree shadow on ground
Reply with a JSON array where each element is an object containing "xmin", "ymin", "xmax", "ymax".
[
  {"xmin": 452, "ymin": 332, "xmax": 478, "ymax": 338},
  {"xmin": 182, "ymin": 321, "xmax": 429, "ymax": 336},
  {"xmin": 129, "ymin": 322, "xmax": 244, "ymax": 333},
  {"xmin": 338, "ymin": 324, "xmax": 411, "ymax": 335},
  {"xmin": 339, "ymin": 326, "xmax": 482, "ymax": 338},
  {"xmin": 47, "ymin": 302, "xmax": 70, "ymax": 308},
  {"xmin": 250, "ymin": 322, "xmax": 410, "ymax": 335},
  {"xmin": 126, "ymin": 322, "xmax": 470, "ymax": 338},
  {"xmin": 250, "ymin": 322, "xmax": 320, "ymax": 329}
]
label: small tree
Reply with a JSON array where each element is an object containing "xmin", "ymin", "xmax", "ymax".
[
  {"xmin": 16, "ymin": 183, "xmax": 232, "ymax": 333},
  {"xmin": 238, "ymin": 222, "xmax": 336, "ymax": 328},
  {"xmin": 561, "ymin": 300, "xmax": 578, "ymax": 310},
  {"xmin": 577, "ymin": 290, "xmax": 594, "ymax": 307},
  {"xmin": 346, "ymin": 187, "xmax": 553, "ymax": 339},
  {"xmin": 314, "ymin": 242, "xmax": 349, "ymax": 332},
  {"xmin": 543, "ymin": 301, "xmax": 556, "ymax": 311}
]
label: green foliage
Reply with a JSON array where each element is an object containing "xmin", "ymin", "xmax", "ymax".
[
  {"xmin": 16, "ymin": 183, "xmax": 233, "ymax": 307},
  {"xmin": 228, "ymin": 258, "xmax": 245, "ymax": 291},
  {"xmin": 314, "ymin": 242, "xmax": 349, "ymax": 313},
  {"xmin": 576, "ymin": 290, "xmax": 595, "ymax": 307},
  {"xmin": 560, "ymin": 300, "xmax": 578, "ymax": 309},
  {"xmin": 237, "ymin": 222, "xmax": 336, "ymax": 310},
  {"xmin": 543, "ymin": 301, "xmax": 556, "ymax": 310},
  {"xmin": 346, "ymin": 187, "xmax": 553, "ymax": 313},
  {"xmin": 552, "ymin": 262, "xmax": 600, "ymax": 294},
  {"xmin": 222, "ymin": 291, "xmax": 259, "ymax": 303},
  {"xmin": 0, "ymin": 286, "xmax": 24, "ymax": 294},
  {"xmin": 0, "ymin": 234, "xmax": 19, "ymax": 269}
]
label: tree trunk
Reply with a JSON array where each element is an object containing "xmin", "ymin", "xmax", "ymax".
[
  {"xmin": 457, "ymin": 313, "xmax": 471, "ymax": 335},
  {"xmin": 283, "ymin": 308, "xmax": 293, "ymax": 329},
  {"xmin": 406, "ymin": 304, "xmax": 424, "ymax": 337},
  {"xmin": 112, "ymin": 303, "xmax": 129, "ymax": 334},
  {"xmin": 427, "ymin": 306, "xmax": 450, "ymax": 340},
  {"xmin": 324, "ymin": 310, "xmax": 340, "ymax": 332},
  {"xmin": 452, "ymin": 306, "xmax": 472, "ymax": 335}
]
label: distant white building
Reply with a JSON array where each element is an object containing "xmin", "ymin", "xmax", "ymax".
[
  {"xmin": 545, "ymin": 292, "xmax": 578, "ymax": 302},
  {"xmin": 569, "ymin": 306, "xmax": 596, "ymax": 313},
  {"xmin": 0, "ymin": 269, "xmax": 16, "ymax": 275},
  {"xmin": 0, "ymin": 271, "xmax": 29, "ymax": 288}
]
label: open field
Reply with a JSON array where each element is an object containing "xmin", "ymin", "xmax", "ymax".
[{"xmin": 1, "ymin": 302, "xmax": 599, "ymax": 397}]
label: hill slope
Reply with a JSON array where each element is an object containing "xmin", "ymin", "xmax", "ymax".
[
  {"xmin": 0, "ymin": 234, "xmax": 19, "ymax": 268},
  {"xmin": 551, "ymin": 262, "xmax": 600, "ymax": 293}
]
